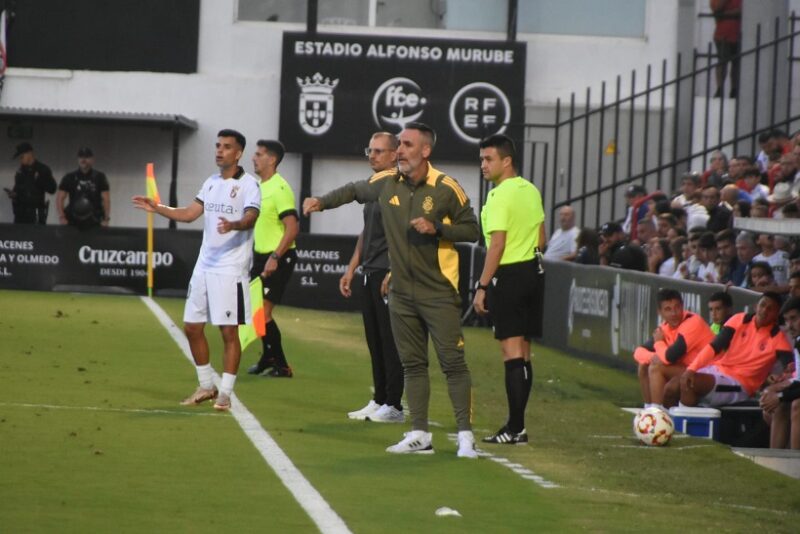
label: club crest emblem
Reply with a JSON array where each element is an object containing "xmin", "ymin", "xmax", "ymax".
[
  {"xmin": 230, "ymin": 185, "xmax": 240, "ymax": 198},
  {"xmin": 297, "ymin": 72, "xmax": 339, "ymax": 136},
  {"xmin": 422, "ymin": 196, "xmax": 434, "ymax": 214}
]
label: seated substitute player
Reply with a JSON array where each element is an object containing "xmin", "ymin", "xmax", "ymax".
[
  {"xmin": 472, "ymin": 134, "xmax": 545, "ymax": 445},
  {"xmin": 632, "ymin": 289, "xmax": 714, "ymax": 409},
  {"xmin": 708, "ymin": 291, "xmax": 734, "ymax": 335},
  {"xmin": 680, "ymin": 292, "xmax": 793, "ymax": 407},
  {"xmin": 760, "ymin": 297, "xmax": 800, "ymax": 449},
  {"xmin": 246, "ymin": 140, "xmax": 299, "ymax": 378},
  {"xmin": 132, "ymin": 129, "xmax": 260, "ymax": 410}
]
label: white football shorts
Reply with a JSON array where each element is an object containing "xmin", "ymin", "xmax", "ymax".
[
  {"xmin": 696, "ymin": 364, "xmax": 751, "ymax": 407},
  {"xmin": 183, "ymin": 270, "xmax": 251, "ymax": 326}
]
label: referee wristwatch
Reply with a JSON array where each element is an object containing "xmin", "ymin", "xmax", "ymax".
[{"xmin": 475, "ymin": 281, "xmax": 489, "ymax": 291}]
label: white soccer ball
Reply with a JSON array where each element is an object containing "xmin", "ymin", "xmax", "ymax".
[{"xmin": 633, "ymin": 407, "xmax": 674, "ymax": 446}]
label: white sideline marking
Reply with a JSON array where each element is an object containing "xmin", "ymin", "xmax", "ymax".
[
  {"xmin": 446, "ymin": 433, "xmax": 559, "ymax": 489},
  {"xmin": 140, "ymin": 297, "xmax": 352, "ymax": 534},
  {"xmin": 0, "ymin": 402, "xmax": 223, "ymax": 417}
]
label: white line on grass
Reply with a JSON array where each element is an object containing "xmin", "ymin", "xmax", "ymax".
[
  {"xmin": 140, "ymin": 296, "xmax": 352, "ymax": 534},
  {"xmin": 446, "ymin": 433, "xmax": 560, "ymax": 489},
  {"xmin": 0, "ymin": 402, "xmax": 223, "ymax": 417}
]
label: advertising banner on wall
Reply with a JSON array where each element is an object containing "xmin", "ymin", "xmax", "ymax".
[
  {"xmin": 0, "ymin": 225, "xmax": 362, "ymax": 311},
  {"xmin": 279, "ymin": 32, "xmax": 527, "ymax": 161}
]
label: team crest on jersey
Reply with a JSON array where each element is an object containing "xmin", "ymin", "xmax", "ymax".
[
  {"xmin": 759, "ymin": 341, "xmax": 766, "ymax": 351},
  {"xmin": 297, "ymin": 72, "xmax": 339, "ymax": 136},
  {"xmin": 230, "ymin": 185, "xmax": 240, "ymax": 199},
  {"xmin": 422, "ymin": 196, "xmax": 434, "ymax": 214}
]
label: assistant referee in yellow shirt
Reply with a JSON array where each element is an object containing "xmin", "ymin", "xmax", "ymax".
[{"xmin": 472, "ymin": 134, "xmax": 546, "ymax": 445}]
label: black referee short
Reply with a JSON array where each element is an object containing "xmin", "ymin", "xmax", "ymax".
[
  {"xmin": 486, "ymin": 258, "xmax": 544, "ymax": 340},
  {"xmin": 250, "ymin": 249, "xmax": 297, "ymax": 304}
]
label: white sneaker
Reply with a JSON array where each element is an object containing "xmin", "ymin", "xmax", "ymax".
[
  {"xmin": 386, "ymin": 430, "xmax": 434, "ymax": 454},
  {"xmin": 457, "ymin": 430, "xmax": 478, "ymax": 459},
  {"xmin": 347, "ymin": 400, "xmax": 380, "ymax": 420},
  {"xmin": 366, "ymin": 404, "xmax": 405, "ymax": 423}
]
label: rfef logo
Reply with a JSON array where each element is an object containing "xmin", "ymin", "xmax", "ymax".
[
  {"xmin": 372, "ymin": 77, "xmax": 428, "ymax": 132},
  {"xmin": 449, "ymin": 82, "xmax": 510, "ymax": 144}
]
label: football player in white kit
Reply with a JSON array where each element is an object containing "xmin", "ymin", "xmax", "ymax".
[{"xmin": 132, "ymin": 129, "xmax": 261, "ymax": 410}]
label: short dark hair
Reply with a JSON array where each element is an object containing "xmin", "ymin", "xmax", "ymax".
[
  {"xmin": 480, "ymin": 134, "xmax": 517, "ymax": 165},
  {"xmin": 256, "ymin": 139, "xmax": 285, "ymax": 165},
  {"xmin": 681, "ymin": 171, "xmax": 701, "ymax": 185},
  {"xmin": 780, "ymin": 296, "xmax": 800, "ymax": 316},
  {"xmin": 657, "ymin": 288, "xmax": 683, "ymax": 306},
  {"xmin": 218, "ymin": 129, "xmax": 246, "ymax": 150},
  {"xmin": 698, "ymin": 231, "xmax": 717, "ymax": 250},
  {"xmin": 761, "ymin": 291, "xmax": 783, "ymax": 307},
  {"xmin": 734, "ymin": 155, "xmax": 754, "ymax": 165},
  {"xmin": 715, "ymin": 228, "xmax": 736, "ymax": 244},
  {"xmin": 709, "ymin": 291, "xmax": 733, "ymax": 308},
  {"xmin": 791, "ymin": 271, "xmax": 800, "ymax": 280},
  {"xmin": 404, "ymin": 121, "xmax": 437, "ymax": 148},
  {"xmin": 770, "ymin": 129, "xmax": 788, "ymax": 140},
  {"xmin": 742, "ymin": 166, "xmax": 761, "ymax": 179},
  {"xmin": 750, "ymin": 261, "xmax": 773, "ymax": 277}
]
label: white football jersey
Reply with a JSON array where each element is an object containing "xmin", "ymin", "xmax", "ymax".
[{"xmin": 194, "ymin": 168, "xmax": 261, "ymax": 276}]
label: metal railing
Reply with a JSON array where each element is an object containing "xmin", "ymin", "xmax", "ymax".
[{"xmin": 520, "ymin": 15, "xmax": 800, "ymax": 232}]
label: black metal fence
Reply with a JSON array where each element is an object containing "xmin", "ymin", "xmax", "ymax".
[{"xmin": 522, "ymin": 15, "xmax": 800, "ymax": 231}]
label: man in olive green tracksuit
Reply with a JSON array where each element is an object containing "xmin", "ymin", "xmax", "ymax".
[{"xmin": 303, "ymin": 122, "xmax": 480, "ymax": 457}]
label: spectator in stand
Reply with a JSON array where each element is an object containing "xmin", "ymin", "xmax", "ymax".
[
  {"xmin": 754, "ymin": 233, "xmax": 791, "ymax": 285},
  {"xmin": 776, "ymin": 153, "xmax": 800, "ymax": 188},
  {"xmin": 716, "ymin": 229, "xmax": 741, "ymax": 284},
  {"xmin": 708, "ymin": 291, "xmax": 734, "ymax": 335},
  {"xmin": 702, "ymin": 150, "xmax": 729, "ymax": 188},
  {"xmin": 759, "ymin": 297, "xmax": 800, "ymax": 449},
  {"xmin": 767, "ymin": 183, "xmax": 798, "ymax": 218},
  {"xmin": 751, "ymin": 198, "xmax": 769, "ymax": 218},
  {"xmin": 574, "ymin": 228, "xmax": 600, "ymax": 265},
  {"xmin": 767, "ymin": 130, "xmax": 795, "ymax": 189},
  {"xmin": 741, "ymin": 166, "xmax": 769, "ymax": 203},
  {"xmin": 684, "ymin": 191, "xmax": 710, "ymax": 230},
  {"xmin": 680, "ymin": 292, "xmax": 792, "ymax": 408},
  {"xmin": 783, "ymin": 203, "xmax": 800, "ymax": 219},
  {"xmin": 701, "ymin": 185, "xmax": 732, "ymax": 232},
  {"xmin": 748, "ymin": 261, "xmax": 775, "ymax": 292},
  {"xmin": 667, "ymin": 226, "xmax": 687, "ymax": 241},
  {"xmin": 674, "ymin": 232, "xmax": 702, "ymax": 280},
  {"xmin": 599, "ymin": 221, "xmax": 647, "ymax": 271},
  {"xmin": 633, "ymin": 288, "xmax": 714, "ymax": 409},
  {"xmin": 647, "ymin": 238, "xmax": 674, "ymax": 276},
  {"xmin": 789, "ymin": 271, "xmax": 800, "ymax": 299},
  {"xmin": 734, "ymin": 231, "xmax": 759, "ymax": 288},
  {"xmin": 728, "ymin": 155, "xmax": 752, "ymax": 186},
  {"xmin": 544, "ymin": 205, "xmax": 580, "ymax": 261},
  {"xmin": 669, "ymin": 237, "xmax": 687, "ymax": 275},
  {"xmin": 721, "ymin": 183, "xmax": 747, "ymax": 209},
  {"xmin": 672, "ymin": 172, "xmax": 701, "ymax": 207},
  {"xmin": 733, "ymin": 199, "xmax": 751, "ymax": 218},
  {"xmin": 656, "ymin": 213, "xmax": 677, "ymax": 239},
  {"xmin": 710, "ymin": 0, "xmax": 741, "ymax": 99},
  {"xmin": 622, "ymin": 184, "xmax": 648, "ymax": 234},
  {"xmin": 635, "ymin": 218, "xmax": 657, "ymax": 247},
  {"xmin": 756, "ymin": 131, "xmax": 772, "ymax": 174},
  {"xmin": 696, "ymin": 232, "xmax": 720, "ymax": 283}
]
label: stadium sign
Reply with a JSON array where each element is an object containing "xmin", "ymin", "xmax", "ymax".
[{"xmin": 279, "ymin": 33, "xmax": 526, "ymax": 161}]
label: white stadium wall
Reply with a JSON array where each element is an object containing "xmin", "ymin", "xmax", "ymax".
[{"xmin": 0, "ymin": 0, "xmax": 681, "ymax": 232}]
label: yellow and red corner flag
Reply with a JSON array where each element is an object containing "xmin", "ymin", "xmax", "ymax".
[
  {"xmin": 145, "ymin": 163, "xmax": 160, "ymax": 297},
  {"xmin": 239, "ymin": 277, "xmax": 266, "ymax": 350}
]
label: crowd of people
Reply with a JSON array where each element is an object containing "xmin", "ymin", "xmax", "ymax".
[
  {"xmin": 5, "ymin": 142, "xmax": 110, "ymax": 228},
  {"xmin": 545, "ymin": 127, "xmax": 800, "ymax": 449}
]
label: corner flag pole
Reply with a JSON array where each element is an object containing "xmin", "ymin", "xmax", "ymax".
[{"xmin": 145, "ymin": 163, "xmax": 161, "ymax": 298}]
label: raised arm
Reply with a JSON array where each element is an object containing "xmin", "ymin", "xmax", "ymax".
[{"xmin": 131, "ymin": 196, "xmax": 204, "ymax": 223}]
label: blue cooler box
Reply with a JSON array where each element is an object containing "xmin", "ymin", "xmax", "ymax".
[{"xmin": 668, "ymin": 407, "xmax": 721, "ymax": 440}]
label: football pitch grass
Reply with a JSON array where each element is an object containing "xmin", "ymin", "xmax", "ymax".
[{"xmin": 2, "ymin": 289, "xmax": 800, "ymax": 533}]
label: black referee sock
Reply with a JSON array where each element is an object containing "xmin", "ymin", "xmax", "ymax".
[
  {"xmin": 505, "ymin": 358, "xmax": 528, "ymax": 434},
  {"xmin": 265, "ymin": 319, "xmax": 289, "ymax": 368},
  {"xmin": 523, "ymin": 360, "xmax": 534, "ymax": 407}
]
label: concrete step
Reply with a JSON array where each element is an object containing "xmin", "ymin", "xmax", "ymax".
[{"xmin": 732, "ymin": 447, "xmax": 800, "ymax": 479}]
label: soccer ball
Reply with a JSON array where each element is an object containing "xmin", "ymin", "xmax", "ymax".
[{"xmin": 633, "ymin": 407, "xmax": 674, "ymax": 446}]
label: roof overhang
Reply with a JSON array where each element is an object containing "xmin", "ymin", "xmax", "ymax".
[{"xmin": 0, "ymin": 106, "xmax": 197, "ymax": 130}]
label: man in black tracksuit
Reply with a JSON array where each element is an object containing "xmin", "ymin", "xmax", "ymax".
[
  {"xmin": 304, "ymin": 122, "xmax": 480, "ymax": 458},
  {"xmin": 341, "ymin": 132, "xmax": 404, "ymax": 423}
]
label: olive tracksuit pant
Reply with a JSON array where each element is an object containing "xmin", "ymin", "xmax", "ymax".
[{"xmin": 388, "ymin": 291, "xmax": 472, "ymax": 432}]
